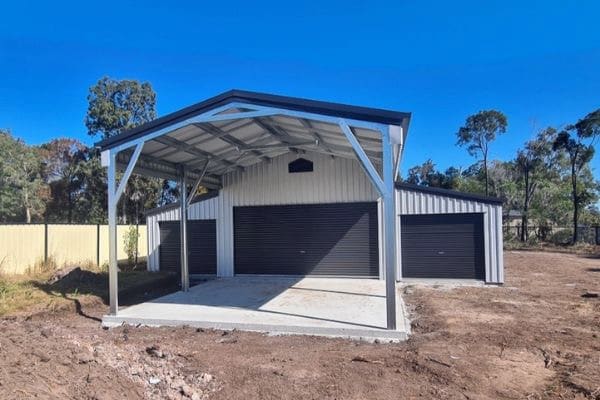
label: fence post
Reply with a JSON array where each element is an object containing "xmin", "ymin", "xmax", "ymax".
[
  {"xmin": 595, "ymin": 226, "xmax": 600, "ymax": 246},
  {"xmin": 96, "ymin": 224, "xmax": 101, "ymax": 267},
  {"xmin": 44, "ymin": 223, "xmax": 48, "ymax": 263}
]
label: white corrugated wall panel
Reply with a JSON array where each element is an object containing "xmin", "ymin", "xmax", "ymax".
[
  {"xmin": 146, "ymin": 196, "xmax": 219, "ymax": 271},
  {"xmin": 222, "ymin": 152, "xmax": 378, "ymax": 206},
  {"xmin": 396, "ymin": 189, "xmax": 503, "ymax": 284}
]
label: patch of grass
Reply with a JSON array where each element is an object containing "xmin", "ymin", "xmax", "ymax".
[
  {"xmin": 504, "ymin": 241, "xmax": 600, "ymax": 256},
  {"xmin": 0, "ymin": 277, "xmax": 52, "ymax": 316},
  {"xmin": 0, "ymin": 267, "xmax": 177, "ymax": 317}
]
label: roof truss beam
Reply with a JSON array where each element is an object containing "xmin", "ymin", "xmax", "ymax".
[
  {"xmin": 155, "ymin": 135, "xmax": 244, "ymax": 172},
  {"xmin": 115, "ymin": 151, "xmax": 222, "ymax": 189},
  {"xmin": 194, "ymin": 122, "xmax": 271, "ymax": 163},
  {"xmin": 253, "ymin": 117, "xmax": 305, "ymax": 154}
]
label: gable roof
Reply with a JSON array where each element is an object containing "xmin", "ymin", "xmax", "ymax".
[{"xmin": 96, "ymin": 89, "xmax": 411, "ymax": 151}]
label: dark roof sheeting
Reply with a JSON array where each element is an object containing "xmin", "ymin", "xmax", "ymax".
[
  {"xmin": 395, "ymin": 182, "xmax": 503, "ymax": 205},
  {"xmin": 96, "ymin": 89, "xmax": 411, "ymax": 151}
]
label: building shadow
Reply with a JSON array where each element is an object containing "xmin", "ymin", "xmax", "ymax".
[{"xmin": 30, "ymin": 267, "xmax": 180, "ymax": 321}]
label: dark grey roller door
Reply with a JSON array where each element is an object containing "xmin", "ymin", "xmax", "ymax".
[
  {"xmin": 159, "ymin": 220, "xmax": 217, "ymax": 275},
  {"xmin": 234, "ymin": 202, "xmax": 378, "ymax": 277},
  {"xmin": 401, "ymin": 213, "xmax": 485, "ymax": 280}
]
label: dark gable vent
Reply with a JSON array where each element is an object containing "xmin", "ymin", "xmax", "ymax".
[{"xmin": 288, "ymin": 158, "xmax": 314, "ymax": 173}]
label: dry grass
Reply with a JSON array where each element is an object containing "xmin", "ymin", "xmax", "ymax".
[
  {"xmin": 0, "ymin": 264, "xmax": 177, "ymax": 317},
  {"xmin": 0, "ymin": 277, "xmax": 52, "ymax": 316},
  {"xmin": 503, "ymin": 240, "xmax": 600, "ymax": 256}
]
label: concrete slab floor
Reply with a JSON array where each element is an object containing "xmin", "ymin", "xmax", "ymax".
[{"xmin": 103, "ymin": 277, "xmax": 410, "ymax": 342}]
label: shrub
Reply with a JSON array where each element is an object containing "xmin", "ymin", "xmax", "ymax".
[
  {"xmin": 548, "ymin": 229, "xmax": 573, "ymax": 245},
  {"xmin": 123, "ymin": 225, "xmax": 140, "ymax": 268}
]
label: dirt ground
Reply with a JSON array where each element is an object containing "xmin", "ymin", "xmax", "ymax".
[{"xmin": 0, "ymin": 251, "xmax": 598, "ymax": 399}]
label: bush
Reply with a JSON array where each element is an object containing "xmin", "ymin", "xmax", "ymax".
[
  {"xmin": 548, "ymin": 229, "xmax": 573, "ymax": 245},
  {"xmin": 123, "ymin": 225, "xmax": 140, "ymax": 268}
]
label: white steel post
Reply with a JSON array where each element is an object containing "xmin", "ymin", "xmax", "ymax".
[
  {"xmin": 381, "ymin": 126, "xmax": 397, "ymax": 330},
  {"xmin": 104, "ymin": 143, "xmax": 144, "ymax": 315},
  {"xmin": 179, "ymin": 166, "xmax": 190, "ymax": 291},
  {"xmin": 107, "ymin": 150, "xmax": 119, "ymax": 315}
]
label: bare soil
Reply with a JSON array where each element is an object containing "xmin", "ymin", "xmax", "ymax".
[{"xmin": 0, "ymin": 251, "xmax": 598, "ymax": 399}]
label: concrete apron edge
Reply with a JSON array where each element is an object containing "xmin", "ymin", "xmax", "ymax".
[{"xmin": 102, "ymin": 315, "xmax": 409, "ymax": 343}]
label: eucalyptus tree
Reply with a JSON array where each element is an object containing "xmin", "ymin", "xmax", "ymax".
[
  {"xmin": 0, "ymin": 130, "xmax": 47, "ymax": 222},
  {"xmin": 456, "ymin": 110, "xmax": 508, "ymax": 195},
  {"xmin": 514, "ymin": 128, "xmax": 556, "ymax": 241},
  {"xmin": 553, "ymin": 109, "xmax": 600, "ymax": 243}
]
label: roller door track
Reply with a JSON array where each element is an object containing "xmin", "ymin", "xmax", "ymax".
[
  {"xmin": 234, "ymin": 202, "xmax": 379, "ymax": 277},
  {"xmin": 159, "ymin": 220, "xmax": 217, "ymax": 275},
  {"xmin": 401, "ymin": 213, "xmax": 485, "ymax": 280}
]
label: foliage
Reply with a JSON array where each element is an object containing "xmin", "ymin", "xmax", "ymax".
[
  {"xmin": 123, "ymin": 225, "xmax": 140, "ymax": 267},
  {"xmin": 39, "ymin": 138, "xmax": 87, "ymax": 223},
  {"xmin": 406, "ymin": 159, "xmax": 461, "ymax": 189},
  {"xmin": 513, "ymin": 128, "xmax": 557, "ymax": 241},
  {"xmin": 552, "ymin": 108, "xmax": 600, "ymax": 243},
  {"xmin": 75, "ymin": 148, "xmax": 109, "ymax": 223},
  {"xmin": 456, "ymin": 110, "xmax": 508, "ymax": 195},
  {"xmin": 0, "ymin": 129, "xmax": 48, "ymax": 223},
  {"xmin": 84, "ymin": 76, "xmax": 170, "ymax": 224},
  {"xmin": 85, "ymin": 76, "xmax": 157, "ymax": 140}
]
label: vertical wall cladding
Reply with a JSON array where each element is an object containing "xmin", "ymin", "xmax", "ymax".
[
  {"xmin": 147, "ymin": 151, "xmax": 379, "ymax": 274},
  {"xmin": 222, "ymin": 152, "xmax": 379, "ymax": 206},
  {"xmin": 396, "ymin": 189, "xmax": 504, "ymax": 283},
  {"xmin": 147, "ymin": 197, "xmax": 218, "ymax": 271}
]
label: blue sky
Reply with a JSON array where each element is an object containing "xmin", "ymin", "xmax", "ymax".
[{"xmin": 1, "ymin": 0, "xmax": 599, "ymax": 174}]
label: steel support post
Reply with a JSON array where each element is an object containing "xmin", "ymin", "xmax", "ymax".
[
  {"xmin": 107, "ymin": 151, "xmax": 119, "ymax": 315},
  {"xmin": 179, "ymin": 166, "xmax": 190, "ymax": 291},
  {"xmin": 104, "ymin": 143, "xmax": 144, "ymax": 315},
  {"xmin": 381, "ymin": 126, "xmax": 397, "ymax": 330}
]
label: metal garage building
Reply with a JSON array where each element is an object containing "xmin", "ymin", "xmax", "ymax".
[
  {"xmin": 146, "ymin": 167, "xmax": 504, "ymax": 284},
  {"xmin": 97, "ymin": 89, "xmax": 503, "ymax": 332}
]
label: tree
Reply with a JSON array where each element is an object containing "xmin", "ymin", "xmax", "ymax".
[
  {"xmin": 487, "ymin": 160, "xmax": 519, "ymax": 210},
  {"xmin": 553, "ymin": 109, "xmax": 600, "ymax": 243},
  {"xmin": 84, "ymin": 76, "xmax": 163, "ymax": 223},
  {"xmin": 39, "ymin": 138, "xmax": 86, "ymax": 223},
  {"xmin": 456, "ymin": 110, "xmax": 508, "ymax": 196},
  {"xmin": 406, "ymin": 159, "xmax": 461, "ymax": 189},
  {"xmin": 75, "ymin": 148, "xmax": 108, "ymax": 223},
  {"xmin": 514, "ymin": 128, "xmax": 556, "ymax": 241},
  {"xmin": 0, "ymin": 130, "xmax": 47, "ymax": 223},
  {"xmin": 85, "ymin": 76, "xmax": 157, "ymax": 140}
]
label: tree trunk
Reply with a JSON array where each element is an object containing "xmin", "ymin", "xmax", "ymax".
[
  {"xmin": 68, "ymin": 191, "xmax": 73, "ymax": 224},
  {"xmin": 24, "ymin": 190, "xmax": 31, "ymax": 224},
  {"xmin": 572, "ymin": 163, "xmax": 578, "ymax": 244},
  {"xmin": 520, "ymin": 211, "xmax": 528, "ymax": 242},
  {"xmin": 520, "ymin": 171, "xmax": 530, "ymax": 242},
  {"xmin": 483, "ymin": 155, "xmax": 489, "ymax": 196},
  {"xmin": 121, "ymin": 199, "xmax": 127, "ymax": 224}
]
